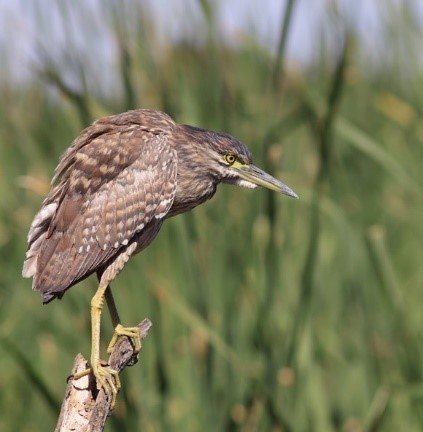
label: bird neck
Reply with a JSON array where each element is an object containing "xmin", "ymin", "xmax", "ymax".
[{"xmin": 168, "ymin": 177, "xmax": 217, "ymax": 218}]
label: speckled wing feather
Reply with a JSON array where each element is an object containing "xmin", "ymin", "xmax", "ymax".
[{"xmin": 23, "ymin": 110, "xmax": 177, "ymax": 302}]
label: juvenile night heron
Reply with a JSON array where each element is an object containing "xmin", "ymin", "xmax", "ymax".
[{"xmin": 23, "ymin": 109, "xmax": 297, "ymax": 403}]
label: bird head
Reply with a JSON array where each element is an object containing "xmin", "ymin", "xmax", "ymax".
[{"xmin": 179, "ymin": 125, "xmax": 298, "ymax": 199}]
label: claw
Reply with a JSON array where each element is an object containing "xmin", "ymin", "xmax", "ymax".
[
  {"xmin": 72, "ymin": 361, "xmax": 120, "ymax": 408},
  {"xmin": 93, "ymin": 362, "xmax": 120, "ymax": 407},
  {"xmin": 107, "ymin": 323, "xmax": 141, "ymax": 355}
]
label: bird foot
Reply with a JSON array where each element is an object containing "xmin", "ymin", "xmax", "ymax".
[
  {"xmin": 72, "ymin": 360, "xmax": 120, "ymax": 408},
  {"xmin": 93, "ymin": 361, "xmax": 120, "ymax": 407},
  {"xmin": 107, "ymin": 323, "xmax": 141, "ymax": 355}
]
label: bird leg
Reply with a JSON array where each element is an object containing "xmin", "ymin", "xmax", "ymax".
[
  {"xmin": 73, "ymin": 277, "xmax": 120, "ymax": 407},
  {"xmin": 104, "ymin": 285, "xmax": 120, "ymax": 327},
  {"xmin": 104, "ymin": 286, "xmax": 141, "ymax": 355},
  {"xmin": 72, "ymin": 264, "xmax": 141, "ymax": 407}
]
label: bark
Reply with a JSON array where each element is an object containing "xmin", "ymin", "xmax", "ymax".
[{"xmin": 54, "ymin": 319, "xmax": 152, "ymax": 432}]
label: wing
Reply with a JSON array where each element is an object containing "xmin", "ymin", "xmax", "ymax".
[{"xmin": 23, "ymin": 119, "xmax": 177, "ymax": 302}]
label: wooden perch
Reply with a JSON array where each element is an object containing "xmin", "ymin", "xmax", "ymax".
[{"xmin": 55, "ymin": 319, "xmax": 152, "ymax": 432}]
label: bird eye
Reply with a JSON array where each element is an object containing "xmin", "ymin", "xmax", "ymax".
[{"xmin": 224, "ymin": 154, "xmax": 236, "ymax": 165}]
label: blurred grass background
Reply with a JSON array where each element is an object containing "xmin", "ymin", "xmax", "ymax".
[{"xmin": 1, "ymin": 0, "xmax": 423, "ymax": 431}]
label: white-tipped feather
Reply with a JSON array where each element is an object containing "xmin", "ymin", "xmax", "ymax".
[
  {"xmin": 22, "ymin": 202, "xmax": 58, "ymax": 279},
  {"xmin": 27, "ymin": 203, "xmax": 57, "ymax": 242}
]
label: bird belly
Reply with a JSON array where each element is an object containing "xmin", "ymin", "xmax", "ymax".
[{"xmin": 132, "ymin": 219, "xmax": 164, "ymax": 255}]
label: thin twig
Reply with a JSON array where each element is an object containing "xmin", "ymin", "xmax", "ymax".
[{"xmin": 55, "ymin": 319, "xmax": 152, "ymax": 432}]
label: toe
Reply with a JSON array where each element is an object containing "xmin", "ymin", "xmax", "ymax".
[
  {"xmin": 92, "ymin": 362, "xmax": 121, "ymax": 400},
  {"xmin": 107, "ymin": 324, "xmax": 142, "ymax": 354}
]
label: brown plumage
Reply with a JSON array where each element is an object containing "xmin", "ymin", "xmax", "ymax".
[
  {"xmin": 24, "ymin": 110, "xmax": 179, "ymax": 302},
  {"xmin": 22, "ymin": 108, "xmax": 297, "ymax": 403}
]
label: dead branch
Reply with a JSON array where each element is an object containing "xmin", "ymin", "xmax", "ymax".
[{"xmin": 54, "ymin": 319, "xmax": 152, "ymax": 432}]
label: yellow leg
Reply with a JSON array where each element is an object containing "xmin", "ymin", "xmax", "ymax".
[
  {"xmin": 105, "ymin": 286, "xmax": 120, "ymax": 327},
  {"xmin": 73, "ymin": 278, "xmax": 120, "ymax": 407},
  {"xmin": 90, "ymin": 280, "xmax": 121, "ymax": 397},
  {"xmin": 72, "ymin": 277, "xmax": 141, "ymax": 408}
]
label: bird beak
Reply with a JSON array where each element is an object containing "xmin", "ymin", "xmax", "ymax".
[{"xmin": 235, "ymin": 164, "xmax": 298, "ymax": 198}]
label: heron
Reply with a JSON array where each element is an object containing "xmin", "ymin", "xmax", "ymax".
[{"xmin": 23, "ymin": 109, "xmax": 297, "ymax": 405}]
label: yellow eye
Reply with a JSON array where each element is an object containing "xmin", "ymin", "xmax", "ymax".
[{"xmin": 224, "ymin": 154, "xmax": 236, "ymax": 165}]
